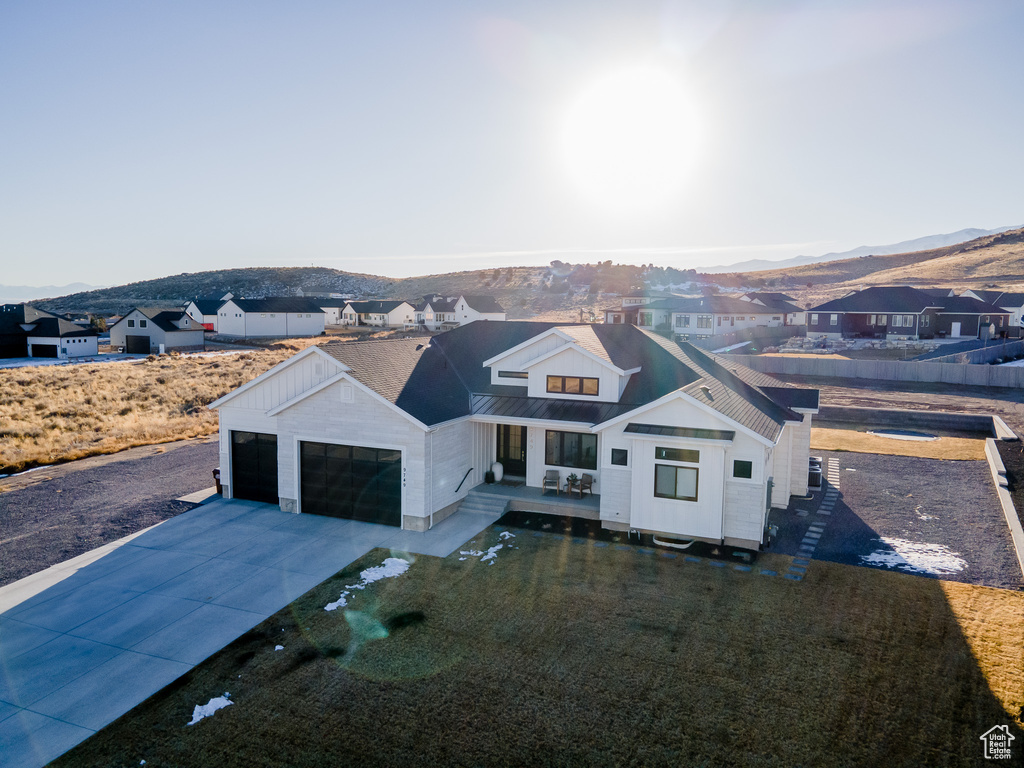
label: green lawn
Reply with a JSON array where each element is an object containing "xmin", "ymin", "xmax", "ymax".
[{"xmin": 55, "ymin": 527, "xmax": 1024, "ymax": 767}]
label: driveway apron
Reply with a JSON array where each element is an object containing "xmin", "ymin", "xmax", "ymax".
[{"xmin": 0, "ymin": 498, "xmax": 499, "ymax": 768}]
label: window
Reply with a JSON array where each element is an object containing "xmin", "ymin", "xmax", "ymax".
[
  {"xmin": 717, "ymin": 316, "xmax": 722, "ymax": 326},
  {"xmin": 546, "ymin": 376, "xmax": 599, "ymax": 396},
  {"xmin": 498, "ymin": 370, "xmax": 528, "ymax": 379},
  {"xmin": 677, "ymin": 334, "xmax": 690, "ymax": 341},
  {"xmin": 696, "ymin": 315, "xmax": 712, "ymax": 329},
  {"xmin": 654, "ymin": 465, "xmax": 699, "ymax": 501},
  {"xmin": 127, "ymin": 319, "xmax": 135, "ymax": 327},
  {"xmin": 639, "ymin": 311, "xmax": 653, "ymax": 326},
  {"xmin": 675, "ymin": 315, "xmax": 690, "ymax": 328},
  {"xmin": 982, "ymin": 315, "xmax": 990, "ymax": 323},
  {"xmin": 655, "ymin": 446, "xmax": 699, "ymax": 462},
  {"xmin": 921, "ymin": 314, "xmax": 930, "ymax": 327},
  {"xmin": 611, "ymin": 448, "xmax": 628, "ymax": 466},
  {"xmin": 878, "ymin": 314, "xmax": 887, "ymax": 325},
  {"xmin": 810, "ymin": 313, "xmax": 818, "ymax": 325},
  {"xmin": 139, "ymin": 319, "xmax": 147, "ymax": 328},
  {"xmin": 733, "ymin": 460, "xmax": 753, "ymax": 479},
  {"xmin": 893, "ymin": 315, "xmax": 902, "ymax": 327},
  {"xmin": 830, "ymin": 314, "xmax": 838, "ymax": 326},
  {"xmin": 545, "ymin": 430, "xmax": 597, "ymax": 470},
  {"xmin": 869, "ymin": 314, "xmax": 876, "ymax": 325}
]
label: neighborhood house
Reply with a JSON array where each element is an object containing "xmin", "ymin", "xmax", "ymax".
[
  {"xmin": 216, "ymin": 298, "xmax": 326, "ymax": 338},
  {"xmin": 807, "ymin": 286, "xmax": 1011, "ymax": 340},
  {"xmin": 0, "ymin": 304, "xmax": 100, "ymax": 359},
  {"xmin": 109, "ymin": 307, "xmax": 206, "ymax": 354},
  {"xmin": 211, "ymin": 321, "xmax": 818, "ymax": 549}
]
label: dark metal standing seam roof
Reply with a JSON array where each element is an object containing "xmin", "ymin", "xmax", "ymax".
[
  {"xmin": 231, "ymin": 298, "xmax": 326, "ymax": 313},
  {"xmin": 624, "ymin": 423, "xmax": 736, "ymax": 441},
  {"xmin": 470, "ymin": 394, "xmax": 637, "ymax": 424}
]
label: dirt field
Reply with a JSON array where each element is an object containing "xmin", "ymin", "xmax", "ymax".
[
  {"xmin": 810, "ymin": 427, "xmax": 986, "ymax": 460},
  {"xmin": 774, "ymin": 375, "xmax": 1024, "ymax": 436}
]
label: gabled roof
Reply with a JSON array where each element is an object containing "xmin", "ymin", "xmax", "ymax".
[
  {"xmin": 308, "ymin": 322, "xmax": 814, "ymax": 441},
  {"xmin": 116, "ymin": 307, "xmax": 203, "ymax": 333},
  {"xmin": 809, "ymin": 286, "xmax": 944, "ymax": 313},
  {"xmin": 315, "ymin": 298, "xmax": 355, "ymax": 308},
  {"xmin": 187, "ymin": 299, "xmax": 225, "ymax": 315},
  {"xmin": 936, "ymin": 296, "xmax": 1010, "ymax": 315},
  {"xmin": 460, "ymin": 295, "xmax": 505, "ymax": 313},
  {"xmin": 228, "ymin": 297, "xmax": 325, "ymax": 314},
  {"xmin": 25, "ymin": 316, "xmax": 100, "ymax": 338},
  {"xmin": 424, "ymin": 297, "xmax": 458, "ymax": 312},
  {"xmin": 344, "ymin": 300, "xmax": 411, "ymax": 314}
]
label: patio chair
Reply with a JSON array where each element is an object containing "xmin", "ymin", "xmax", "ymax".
[
  {"xmin": 579, "ymin": 473, "xmax": 594, "ymax": 498},
  {"xmin": 542, "ymin": 470, "xmax": 560, "ymax": 494}
]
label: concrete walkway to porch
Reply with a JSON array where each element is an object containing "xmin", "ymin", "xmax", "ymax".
[{"xmin": 0, "ymin": 498, "xmax": 501, "ymax": 768}]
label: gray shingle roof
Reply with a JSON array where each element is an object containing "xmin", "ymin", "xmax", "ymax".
[
  {"xmin": 314, "ymin": 322, "xmax": 815, "ymax": 442},
  {"xmin": 188, "ymin": 299, "xmax": 225, "ymax": 315},
  {"xmin": 461, "ymin": 295, "xmax": 505, "ymax": 313},
  {"xmin": 810, "ymin": 287, "xmax": 945, "ymax": 313},
  {"xmin": 345, "ymin": 300, "xmax": 410, "ymax": 314}
]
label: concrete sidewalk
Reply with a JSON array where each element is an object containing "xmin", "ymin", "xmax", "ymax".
[{"xmin": 0, "ymin": 499, "xmax": 500, "ymax": 768}]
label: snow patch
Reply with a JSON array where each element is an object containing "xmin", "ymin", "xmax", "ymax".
[
  {"xmin": 187, "ymin": 694, "xmax": 233, "ymax": 726},
  {"xmin": 274, "ymin": 645, "xmax": 284, "ymax": 651},
  {"xmin": 326, "ymin": 557, "xmax": 411, "ymax": 611},
  {"xmin": 480, "ymin": 544, "xmax": 503, "ymax": 564},
  {"xmin": 860, "ymin": 538, "xmax": 966, "ymax": 576},
  {"xmin": 498, "ymin": 531, "xmax": 516, "ymax": 540}
]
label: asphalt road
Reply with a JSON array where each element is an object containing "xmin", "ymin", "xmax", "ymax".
[
  {"xmin": 770, "ymin": 450, "xmax": 1023, "ymax": 590},
  {"xmin": 0, "ymin": 438, "xmax": 220, "ymax": 586}
]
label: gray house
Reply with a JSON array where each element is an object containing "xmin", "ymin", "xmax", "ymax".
[{"xmin": 109, "ymin": 307, "xmax": 206, "ymax": 353}]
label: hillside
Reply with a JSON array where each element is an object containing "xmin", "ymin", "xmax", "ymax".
[
  {"xmin": 34, "ymin": 267, "xmax": 395, "ymax": 315},
  {"xmin": 29, "ymin": 226, "xmax": 1024, "ymax": 318},
  {"xmin": 725, "ymin": 226, "xmax": 1024, "ymax": 307}
]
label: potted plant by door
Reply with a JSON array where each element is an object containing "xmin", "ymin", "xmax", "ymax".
[{"xmin": 566, "ymin": 473, "xmax": 579, "ymax": 495}]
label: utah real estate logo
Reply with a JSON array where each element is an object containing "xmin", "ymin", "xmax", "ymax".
[{"xmin": 979, "ymin": 725, "xmax": 1015, "ymax": 760}]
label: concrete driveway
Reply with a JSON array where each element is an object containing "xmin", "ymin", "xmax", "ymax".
[{"xmin": 0, "ymin": 498, "xmax": 500, "ymax": 768}]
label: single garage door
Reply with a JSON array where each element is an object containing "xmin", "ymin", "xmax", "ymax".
[
  {"xmin": 125, "ymin": 335, "xmax": 150, "ymax": 354},
  {"xmin": 300, "ymin": 441, "xmax": 402, "ymax": 525},
  {"xmin": 30, "ymin": 344, "xmax": 59, "ymax": 358},
  {"xmin": 231, "ymin": 431, "xmax": 279, "ymax": 504}
]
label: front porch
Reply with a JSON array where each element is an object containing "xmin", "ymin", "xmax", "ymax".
[{"xmin": 469, "ymin": 481, "xmax": 601, "ymax": 519}]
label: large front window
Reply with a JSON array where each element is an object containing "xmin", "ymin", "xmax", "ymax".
[
  {"xmin": 545, "ymin": 430, "xmax": 597, "ymax": 470},
  {"xmin": 547, "ymin": 376, "xmax": 599, "ymax": 396},
  {"xmin": 696, "ymin": 315, "xmax": 712, "ymax": 329}
]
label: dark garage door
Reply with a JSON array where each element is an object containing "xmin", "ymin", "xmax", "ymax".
[
  {"xmin": 300, "ymin": 441, "xmax": 401, "ymax": 525},
  {"xmin": 125, "ymin": 335, "xmax": 150, "ymax": 354},
  {"xmin": 231, "ymin": 431, "xmax": 279, "ymax": 504},
  {"xmin": 30, "ymin": 344, "xmax": 59, "ymax": 358}
]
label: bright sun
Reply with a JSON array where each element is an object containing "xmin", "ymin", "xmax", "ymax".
[{"xmin": 560, "ymin": 65, "xmax": 699, "ymax": 212}]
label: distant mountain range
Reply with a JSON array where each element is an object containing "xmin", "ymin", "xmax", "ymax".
[
  {"xmin": 702, "ymin": 226, "xmax": 1021, "ymax": 274},
  {"xmin": 0, "ymin": 282, "xmax": 106, "ymax": 304}
]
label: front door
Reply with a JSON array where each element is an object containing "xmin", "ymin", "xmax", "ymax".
[
  {"xmin": 496, "ymin": 425, "xmax": 527, "ymax": 477},
  {"xmin": 951, "ymin": 321, "xmax": 962, "ymax": 338}
]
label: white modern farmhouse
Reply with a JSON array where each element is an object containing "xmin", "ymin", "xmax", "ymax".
[{"xmin": 210, "ymin": 322, "xmax": 817, "ymax": 549}]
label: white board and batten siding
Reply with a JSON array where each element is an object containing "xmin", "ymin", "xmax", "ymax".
[
  {"xmin": 276, "ymin": 384, "xmax": 425, "ymax": 523},
  {"xmin": 487, "ymin": 333, "xmax": 566, "ymax": 386},
  {"xmin": 597, "ymin": 396, "xmax": 774, "ymax": 543},
  {"xmin": 524, "ymin": 347, "xmax": 624, "ymax": 403},
  {"xmin": 425, "ymin": 421, "xmax": 492, "ymax": 525}
]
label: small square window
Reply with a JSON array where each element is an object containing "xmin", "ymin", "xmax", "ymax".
[
  {"xmin": 139, "ymin": 319, "xmax": 147, "ymax": 328},
  {"xmin": 611, "ymin": 448, "xmax": 628, "ymax": 466},
  {"xmin": 733, "ymin": 460, "xmax": 753, "ymax": 479},
  {"xmin": 127, "ymin": 319, "xmax": 135, "ymax": 327}
]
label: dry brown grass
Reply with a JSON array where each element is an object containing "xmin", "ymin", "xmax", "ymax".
[
  {"xmin": 811, "ymin": 427, "xmax": 987, "ymax": 460},
  {"xmin": 0, "ymin": 351, "xmax": 296, "ymax": 474}
]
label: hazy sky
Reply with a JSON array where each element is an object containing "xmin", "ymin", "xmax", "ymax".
[{"xmin": 2, "ymin": 0, "xmax": 1022, "ymax": 286}]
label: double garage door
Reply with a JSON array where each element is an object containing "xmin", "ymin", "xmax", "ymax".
[
  {"xmin": 231, "ymin": 434, "xmax": 402, "ymax": 526},
  {"xmin": 300, "ymin": 441, "xmax": 402, "ymax": 526}
]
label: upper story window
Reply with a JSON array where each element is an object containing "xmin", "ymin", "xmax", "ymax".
[
  {"xmin": 127, "ymin": 319, "xmax": 135, "ymax": 327},
  {"xmin": 547, "ymin": 376, "xmax": 599, "ymax": 396},
  {"xmin": 139, "ymin": 319, "xmax": 147, "ymax": 328}
]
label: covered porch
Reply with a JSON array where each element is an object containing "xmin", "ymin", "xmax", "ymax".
[{"xmin": 469, "ymin": 481, "xmax": 601, "ymax": 519}]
